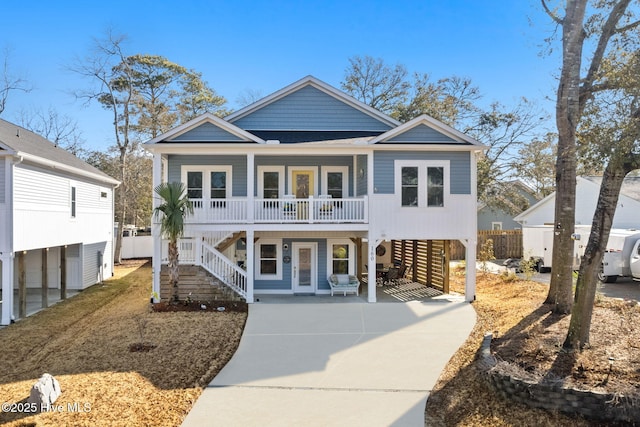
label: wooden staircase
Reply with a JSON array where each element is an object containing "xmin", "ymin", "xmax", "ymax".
[{"xmin": 160, "ymin": 265, "xmax": 245, "ymax": 302}]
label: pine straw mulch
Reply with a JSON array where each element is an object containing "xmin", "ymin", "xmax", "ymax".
[
  {"xmin": 425, "ymin": 268, "xmax": 640, "ymax": 426},
  {"xmin": 0, "ymin": 259, "xmax": 247, "ymax": 427}
]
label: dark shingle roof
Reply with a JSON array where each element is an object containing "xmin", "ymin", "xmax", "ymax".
[{"xmin": 0, "ymin": 118, "xmax": 118, "ymax": 185}]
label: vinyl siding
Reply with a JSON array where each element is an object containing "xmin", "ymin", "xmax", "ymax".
[
  {"xmin": 356, "ymin": 155, "xmax": 367, "ymax": 196},
  {"xmin": 256, "ymin": 156, "xmax": 353, "ymax": 196},
  {"xmin": 14, "ymin": 164, "xmax": 68, "ymax": 207},
  {"xmin": 232, "ymin": 85, "xmax": 393, "ymax": 132},
  {"xmin": 0, "ymin": 159, "xmax": 5, "ymax": 203},
  {"xmin": 384, "ymin": 123, "xmax": 457, "ymax": 143},
  {"xmin": 170, "ymin": 122, "xmax": 247, "ymax": 142},
  {"xmin": 254, "ymin": 238, "xmax": 328, "ymax": 291},
  {"xmin": 168, "ymin": 155, "xmax": 248, "ymax": 197},
  {"xmin": 83, "ymin": 241, "xmax": 108, "ymax": 287},
  {"xmin": 373, "ymin": 151, "xmax": 471, "ymax": 194}
]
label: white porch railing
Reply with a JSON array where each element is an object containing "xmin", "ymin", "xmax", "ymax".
[
  {"xmin": 201, "ymin": 241, "xmax": 248, "ymax": 300},
  {"xmin": 190, "ymin": 198, "xmax": 248, "ymax": 223},
  {"xmin": 186, "ymin": 196, "xmax": 368, "ymax": 224},
  {"xmin": 161, "ymin": 238, "xmax": 196, "ymax": 264}
]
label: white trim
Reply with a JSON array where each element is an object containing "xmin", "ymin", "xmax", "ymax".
[
  {"xmin": 18, "ymin": 152, "xmax": 119, "ymax": 186},
  {"xmin": 257, "ymin": 165, "xmax": 285, "ymax": 199},
  {"xmin": 370, "ymin": 114, "xmax": 486, "ymax": 147},
  {"xmin": 254, "ymin": 238, "xmax": 282, "ymax": 280},
  {"xmin": 288, "ymin": 166, "xmax": 318, "ymax": 197},
  {"xmin": 146, "ymin": 112, "xmax": 264, "ymax": 144},
  {"xmin": 181, "ymin": 165, "xmax": 233, "ymax": 199},
  {"xmin": 394, "ymin": 160, "xmax": 450, "ymax": 208},
  {"xmin": 326, "ymin": 239, "xmax": 356, "ymax": 276},
  {"xmin": 321, "ymin": 166, "xmax": 349, "ymax": 198},
  {"xmin": 491, "ymin": 222, "xmax": 503, "ymax": 231}
]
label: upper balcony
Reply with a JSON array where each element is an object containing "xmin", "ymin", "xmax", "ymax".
[{"xmin": 188, "ymin": 196, "xmax": 368, "ymax": 224}]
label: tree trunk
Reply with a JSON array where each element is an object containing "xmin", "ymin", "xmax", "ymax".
[
  {"xmin": 113, "ymin": 146, "xmax": 127, "ymax": 264},
  {"xmin": 565, "ymin": 155, "xmax": 640, "ymax": 348},
  {"xmin": 168, "ymin": 239, "xmax": 179, "ymax": 303},
  {"xmin": 546, "ymin": 0, "xmax": 587, "ymax": 313}
]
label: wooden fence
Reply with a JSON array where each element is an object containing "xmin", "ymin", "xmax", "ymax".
[
  {"xmin": 391, "ymin": 240, "xmax": 450, "ymax": 293},
  {"xmin": 450, "ymin": 230, "xmax": 523, "ymax": 260}
]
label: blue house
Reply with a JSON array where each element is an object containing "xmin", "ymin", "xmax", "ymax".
[{"xmin": 144, "ymin": 76, "xmax": 484, "ymax": 303}]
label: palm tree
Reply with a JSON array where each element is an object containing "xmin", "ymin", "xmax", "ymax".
[{"xmin": 153, "ymin": 182, "xmax": 194, "ymax": 303}]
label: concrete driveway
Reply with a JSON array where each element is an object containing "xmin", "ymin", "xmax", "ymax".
[{"xmin": 182, "ymin": 298, "xmax": 476, "ymax": 427}]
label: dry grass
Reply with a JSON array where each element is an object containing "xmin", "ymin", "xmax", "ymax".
[
  {"xmin": 425, "ymin": 268, "xmax": 640, "ymax": 426},
  {"xmin": 0, "ymin": 260, "xmax": 246, "ymax": 427}
]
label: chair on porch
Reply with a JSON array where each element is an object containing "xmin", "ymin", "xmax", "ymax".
[{"xmin": 328, "ymin": 274, "xmax": 360, "ymax": 296}]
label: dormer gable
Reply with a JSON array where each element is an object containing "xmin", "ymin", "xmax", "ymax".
[
  {"xmin": 226, "ymin": 76, "xmax": 400, "ymax": 132},
  {"xmin": 371, "ymin": 114, "xmax": 484, "ymax": 146},
  {"xmin": 148, "ymin": 112, "xmax": 264, "ymax": 144}
]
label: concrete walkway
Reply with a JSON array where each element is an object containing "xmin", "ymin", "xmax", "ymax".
[{"xmin": 182, "ymin": 298, "xmax": 476, "ymax": 427}]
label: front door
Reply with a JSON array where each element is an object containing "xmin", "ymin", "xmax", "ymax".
[
  {"xmin": 292, "ymin": 243, "xmax": 316, "ymax": 294},
  {"xmin": 631, "ymin": 241, "xmax": 640, "ymax": 279},
  {"xmin": 292, "ymin": 170, "xmax": 314, "ymax": 198}
]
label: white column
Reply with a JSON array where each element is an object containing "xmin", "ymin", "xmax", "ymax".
[
  {"xmin": 245, "ymin": 229, "xmax": 254, "ymax": 303},
  {"xmin": 151, "ymin": 153, "xmax": 163, "ymax": 302},
  {"xmin": 367, "ymin": 235, "xmax": 380, "ymax": 303},
  {"xmin": 1, "ymin": 253, "xmax": 14, "ymax": 325},
  {"xmin": 247, "ymin": 153, "xmax": 255, "ymax": 223},
  {"xmin": 465, "ymin": 239, "xmax": 476, "ymax": 302}
]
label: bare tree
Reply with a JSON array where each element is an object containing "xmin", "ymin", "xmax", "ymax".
[
  {"xmin": 341, "ymin": 55, "xmax": 410, "ymax": 114},
  {"xmin": 541, "ymin": 0, "xmax": 638, "ymax": 314},
  {"xmin": 0, "ymin": 48, "xmax": 32, "ymax": 115},
  {"xmin": 15, "ymin": 106, "xmax": 85, "ymax": 156},
  {"xmin": 68, "ymin": 30, "xmax": 135, "ymax": 264}
]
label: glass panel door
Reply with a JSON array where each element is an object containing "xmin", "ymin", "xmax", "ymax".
[{"xmin": 293, "ymin": 243, "xmax": 316, "ymax": 293}]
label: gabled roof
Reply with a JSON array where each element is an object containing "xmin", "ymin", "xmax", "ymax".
[
  {"xmin": 225, "ymin": 75, "xmax": 401, "ymax": 129},
  {"xmin": 147, "ymin": 112, "xmax": 265, "ymax": 144},
  {"xmin": 370, "ymin": 114, "xmax": 486, "ymax": 147},
  {"xmin": 0, "ymin": 118, "xmax": 119, "ymax": 186},
  {"xmin": 513, "ymin": 176, "xmax": 640, "ymax": 222}
]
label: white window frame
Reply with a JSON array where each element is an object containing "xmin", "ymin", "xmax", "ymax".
[
  {"xmin": 255, "ymin": 238, "xmax": 282, "ymax": 280},
  {"xmin": 321, "ymin": 166, "xmax": 349, "ymax": 198},
  {"xmin": 492, "ymin": 222, "xmax": 503, "ymax": 230},
  {"xmin": 326, "ymin": 239, "xmax": 356, "ymax": 276},
  {"xmin": 394, "ymin": 160, "xmax": 450, "ymax": 208},
  {"xmin": 257, "ymin": 165, "xmax": 285, "ymax": 199},
  {"xmin": 288, "ymin": 166, "xmax": 318, "ymax": 197},
  {"xmin": 70, "ymin": 184, "xmax": 77, "ymax": 218},
  {"xmin": 181, "ymin": 165, "xmax": 232, "ymax": 200}
]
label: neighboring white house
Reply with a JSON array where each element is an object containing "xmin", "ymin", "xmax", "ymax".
[
  {"xmin": 0, "ymin": 119, "xmax": 120, "ymax": 325},
  {"xmin": 514, "ymin": 176, "xmax": 640, "ymax": 269},
  {"xmin": 144, "ymin": 76, "xmax": 486, "ymax": 303}
]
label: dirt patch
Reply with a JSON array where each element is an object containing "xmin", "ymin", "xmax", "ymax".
[
  {"xmin": 152, "ymin": 300, "xmax": 248, "ymax": 313},
  {"xmin": 0, "ymin": 261, "xmax": 246, "ymax": 427},
  {"xmin": 426, "ymin": 269, "xmax": 640, "ymax": 426}
]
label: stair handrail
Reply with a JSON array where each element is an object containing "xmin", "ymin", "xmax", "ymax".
[{"xmin": 201, "ymin": 240, "xmax": 248, "ymax": 299}]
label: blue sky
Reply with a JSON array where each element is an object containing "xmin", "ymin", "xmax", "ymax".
[{"xmin": 2, "ymin": 0, "xmax": 559, "ymax": 150}]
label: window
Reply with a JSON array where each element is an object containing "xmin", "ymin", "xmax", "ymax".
[
  {"xmin": 263, "ymin": 172, "xmax": 279, "ymax": 199},
  {"xmin": 255, "ymin": 239, "xmax": 282, "ymax": 280},
  {"xmin": 401, "ymin": 167, "xmax": 418, "ymax": 206},
  {"xmin": 71, "ymin": 186, "xmax": 76, "ymax": 218},
  {"xmin": 260, "ymin": 244, "xmax": 277, "ymax": 274},
  {"xmin": 210, "ymin": 171, "xmax": 226, "ymax": 199},
  {"xmin": 327, "ymin": 172, "xmax": 343, "ymax": 199},
  {"xmin": 492, "ymin": 222, "xmax": 503, "ymax": 231},
  {"xmin": 427, "ymin": 167, "xmax": 444, "ymax": 207},
  {"xmin": 322, "ymin": 166, "xmax": 348, "ymax": 199},
  {"xmin": 396, "ymin": 160, "xmax": 449, "ymax": 208},
  {"xmin": 331, "ymin": 244, "xmax": 350, "ymax": 274},
  {"xmin": 327, "ymin": 239, "xmax": 355, "ymax": 275},
  {"xmin": 182, "ymin": 166, "xmax": 232, "ymax": 202},
  {"xmin": 187, "ymin": 171, "xmax": 203, "ymax": 198}
]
